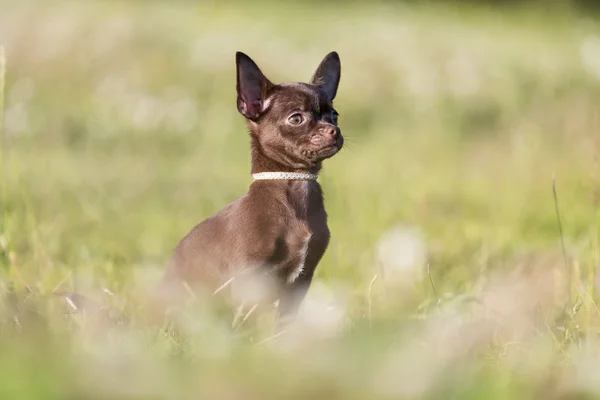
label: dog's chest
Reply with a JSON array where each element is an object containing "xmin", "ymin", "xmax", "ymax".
[{"xmin": 281, "ymin": 182, "xmax": 330, "ymax": 283}]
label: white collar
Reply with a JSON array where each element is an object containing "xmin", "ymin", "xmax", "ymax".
[{"xmin": 252, "ymin": 171, "xmax": 318, "ymax": 181}]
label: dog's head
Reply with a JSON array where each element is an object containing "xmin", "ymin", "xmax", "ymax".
[{"xmin": 235, "ymin": 51, "xmax": 343, "ymax": 171}]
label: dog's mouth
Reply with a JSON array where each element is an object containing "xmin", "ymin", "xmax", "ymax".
[
  {"xmin": 316, "ymin": 138, "xmax": 343, "ymax": 159},
  {"xmin": 301, "ymin": 136, "xmax": 343, "ymax": 164}
]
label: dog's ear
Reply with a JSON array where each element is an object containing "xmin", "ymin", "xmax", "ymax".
[
  {"xmin": 236, "ymin": 52, "xmax": 273, "ymax": 120},
  {"xmin": 310, "ymin": 52, "xmax": 341, "ymax": 102}
]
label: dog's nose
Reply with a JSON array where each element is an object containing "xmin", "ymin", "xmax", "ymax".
[{"xmin": 323, "ymin": 125, "xmax": 339, "ymax": 137}]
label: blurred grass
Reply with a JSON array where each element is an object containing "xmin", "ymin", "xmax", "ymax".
[{"xmin": 0, "ymin": 0, "xmax": 600, "ymax": 398}]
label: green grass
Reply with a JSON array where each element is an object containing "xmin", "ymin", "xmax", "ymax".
[{"xmin": 0, "ymin": 0, "xmax": 600, "ymax": 398}]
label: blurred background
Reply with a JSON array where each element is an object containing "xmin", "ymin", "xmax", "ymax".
[{"xmin": 0, "ymin": 0, "xmax": 599, "ymax": 399}]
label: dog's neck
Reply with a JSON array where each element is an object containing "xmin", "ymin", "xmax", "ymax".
[
  {"xmin": 248, "ymin": 139, "xmax": 324, "ymax": 216},
  {"xmin": 250, "ymin": 138, "xmax": 322, "ymax": 176},
  {"xmin": 248, "ymin": 169, "xmax": 324, "ymax": 220}
]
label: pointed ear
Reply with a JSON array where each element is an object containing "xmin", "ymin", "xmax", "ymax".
[
  {"xmin": 310, "ymin": 51, "xmax": 341, "ymax": 102},
  {"xmin": 236, "ymin": 52, "xmax": 273, "ymax": 120}
]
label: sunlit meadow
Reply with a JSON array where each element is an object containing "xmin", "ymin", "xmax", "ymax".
[{"xmin": 1, "ymin": 1, "xmax": 600, "ymax": 398}]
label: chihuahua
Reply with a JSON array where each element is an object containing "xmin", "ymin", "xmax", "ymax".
[{"xmin": 157, "ymin": 51, "xmax": 343, "ymax": 327}]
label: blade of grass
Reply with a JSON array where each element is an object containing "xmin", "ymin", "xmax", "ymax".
[
  {"xmin": 0, "ymin": 45, "xmax": 7, "ymax": 268},
  {"xmin": 0, "ymin": 45, "xmax": 5, "ymax": 205},
  {"xmin": 428, "ymin": 263, "xmax": 441, "ymax": 315},
  {"xmin": 553, "ymin": 174, "xmax": 570, "ymax": 303},
  {"xmin": 0, "ymin": 45, "xmax": 4, "ymax": 143}
]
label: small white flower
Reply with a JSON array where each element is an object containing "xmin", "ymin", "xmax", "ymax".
[
  {"xmin": 377, "ymin": 225, "xmax": 427, "ymax": 283},
  {"xmin": 581, "ymin": 35, "xmax": 600, "ymax": 81}
]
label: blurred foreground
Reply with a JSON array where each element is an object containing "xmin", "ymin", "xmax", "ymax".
[{"xmin": 1, "ymin": 1, "xmax": 600, "ymax": 399}]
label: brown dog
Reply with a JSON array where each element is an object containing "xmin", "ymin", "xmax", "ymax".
[{"xmin": 157, "ymin": 51, "xmax": 343, "ymax": 327}]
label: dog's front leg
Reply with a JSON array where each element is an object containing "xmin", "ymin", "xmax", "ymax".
[{"xmin": 275, "ymin": 269, "xmax": 315, "ymax": 330}]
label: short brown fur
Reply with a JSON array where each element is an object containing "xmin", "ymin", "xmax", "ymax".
[{"xmin": 157, "ymin": 51, "xmax": 343, "ymax": 326}]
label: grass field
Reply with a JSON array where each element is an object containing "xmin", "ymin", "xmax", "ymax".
[{"xmin": 1, "ymin": 1, "xmax": 600, "ymax": 398}]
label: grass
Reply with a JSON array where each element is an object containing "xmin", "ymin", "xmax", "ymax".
[
  {"xmin": 0, "ymin": 0, "xmax": 600, "ymax": 398},
  {"xmin": 0, "ymin": 44, "xmax": 5, "ymax": 243}
]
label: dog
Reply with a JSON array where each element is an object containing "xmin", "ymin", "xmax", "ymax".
[{"xmin": 156, "ymin": 51, "xmax": 343, "ymax": 328}]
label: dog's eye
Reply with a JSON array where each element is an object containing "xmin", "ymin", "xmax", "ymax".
[
  {"xmin": 288, "ymin": 114, "xmax": 304, "ymax": 125},
  {"xmin": 332, "ymin": 111, "xmax": 339, "ymax": 124}
]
